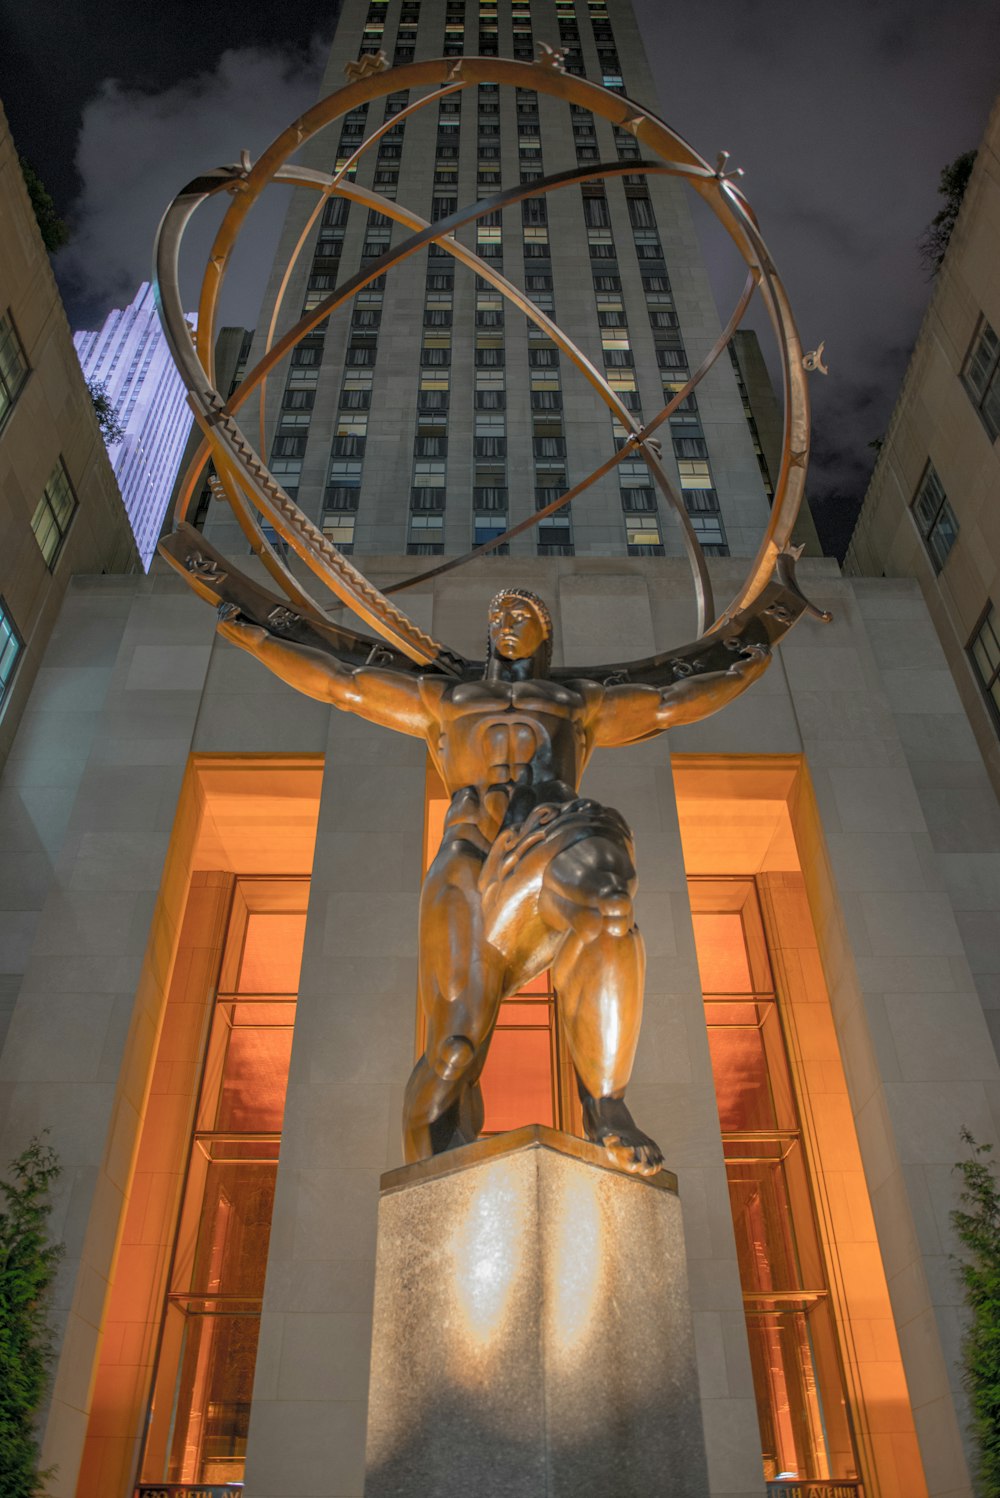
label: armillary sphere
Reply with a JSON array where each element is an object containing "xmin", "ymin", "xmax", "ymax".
[{"xmin": 154, "ymin": 51, "xmax": 830, "ymax": 687}]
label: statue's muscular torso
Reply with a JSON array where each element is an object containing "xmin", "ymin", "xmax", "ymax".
[{"xmin": 424, "ymin": 676, "xmax": 600, "ymax": 846}]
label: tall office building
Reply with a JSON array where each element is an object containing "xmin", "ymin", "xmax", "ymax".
[
  {"xmin": 846, "ymin": 95, "xmax": 1000, "ymax": 796},
  {"xmin": 74, "ymin": 283, "xmax": 196, "ymax": 568},
  {"xmin": 205, "ymin": 0, "xmax": 773, "ymax": 561},
  {"xmin": 0, "ymin": 100, "xmax": 136, "ymax": 775},
  {"xmin": 3, "ymin": 9, "xmax": 1000, "ymax": 1498}
]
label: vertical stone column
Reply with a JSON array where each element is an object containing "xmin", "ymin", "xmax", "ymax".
[
  {"xmin": 560, "ymin": 567, "xmax": 765, "ymax": 1498},
  {"xmin": 244, "ymin": 708, "xmax": 427, "ymax": 1498},
  {"xmin": 0, "ymin": 572, "xmax": 215, "ymax": 1494}
]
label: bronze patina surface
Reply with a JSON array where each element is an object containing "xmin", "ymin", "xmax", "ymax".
[
  {"xmin": 153, "ymin": 48, "xmax": 831, "ymax": 1180},
  {"xmin": 219, "ymin": 587, "xmax": 770, "ymax": 1176}
]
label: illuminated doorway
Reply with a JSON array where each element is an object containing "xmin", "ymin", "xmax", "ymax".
[
  {"xmin": 139, "ymin": 878, "xmax": 307, "ymax": 1488},
  {"xmin": 676, "ymin": 757, "xmax": 927, "ymax": 1498},
  {"xmin": 690, "ymin": 878, "xmax": 857, "ymax": 1486}
]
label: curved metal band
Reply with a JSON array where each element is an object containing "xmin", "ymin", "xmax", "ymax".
[
  {"xmin": 165, "ymin": 156, "xmax": 719, "ymax": 633},
  {"xmin": 157, "ymin": 53, "xmax": 809, "ymax": 666}
]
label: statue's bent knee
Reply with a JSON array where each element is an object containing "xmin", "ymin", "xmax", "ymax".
[
  {"xmin": 432, "ymin": 1033, "xmax": 475, "ymax": 1081},
  {"xmin": 596, "ymin": 886, "xmax": 635, "ymax": 939}
]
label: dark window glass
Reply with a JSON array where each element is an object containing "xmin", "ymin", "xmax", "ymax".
[
  {"xmin": 0, "ymin": 597, "xmax": 22, "ymax": 709},
  {"xmin": 963, "ymin": 318, "xmax": 1000, "ymax": 441},
  {"xmin": 0, "ymin": 309, "xmax": 29, "ymax": 430},
  {"xmin": 31, "ymin": 460, "xmax": 78, "ymax": 570},
  {"xmin": 583, "ymin": 195, "xmax": 610, "ymax": 229},
  {"xmin": 911, "ymin": 462, "xmax": 959, "ymax": 571},
  {"xmin": 969, "ymin": 603, "xmax": 1000, "ymax": 730}
]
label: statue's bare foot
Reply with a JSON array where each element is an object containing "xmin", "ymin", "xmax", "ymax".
[{"xmin": 581, "ymin": 1093, "xmax": 663, "ymax": 1177}]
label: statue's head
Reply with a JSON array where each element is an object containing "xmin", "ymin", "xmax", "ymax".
[{"xmin": 486, "ymin": 589, "xmax": 553, "ymax": 677}]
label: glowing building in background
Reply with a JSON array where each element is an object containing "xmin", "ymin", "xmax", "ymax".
[{"xmin": 74, "ymin": 282, "xmax": 195, "ymax": 568}]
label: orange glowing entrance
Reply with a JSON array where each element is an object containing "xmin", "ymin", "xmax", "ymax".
[
  {"xmin": 676, "ymin": 757, "xmax": 927, "ymax": 1498},
  {"xmin": 74, "ymin": 756, "xmax": 322, "ymax": 1498},
  {"xmin": 140, "ymin": 880, "xmax": 307, "ymax": 1486},
  {"xmin": 690, "ymin": 879, "xmax": 856, "ymax": 1485}
]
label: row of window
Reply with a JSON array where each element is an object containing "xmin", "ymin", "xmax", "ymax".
[
  {"xmin": 909, "ymin": 318, "xmax": 1000, "ymax": 578},
  {"xmin": 1, "ymin": 307, "xmax": 86, "ymax": 711},
  {"xmin": 516, "ymin": 73, "xmax": 574, "ymax": 557}
]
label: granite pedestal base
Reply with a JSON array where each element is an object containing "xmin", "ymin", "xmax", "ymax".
[{"xmin": 363, "ymin": 1125, "xmax": 710, "ymax": 1497}]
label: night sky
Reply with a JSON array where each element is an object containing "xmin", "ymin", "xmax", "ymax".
[{"xmin": 2, "ymin": 0, "xmax": 998, "ymax": 555}]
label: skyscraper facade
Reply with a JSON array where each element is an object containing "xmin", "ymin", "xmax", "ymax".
[
  {"xmin": 204, "ymin": 0, "xmax": 773, "ymax": 562},
  {"xmin": 74, "ymin": 282, "xmax": 196, "ymax": 568},
  {"xmin": 846, "ymin": 95, "xmax": 1000, "ymax": 798},
  {"xmin": 0, "ymin": 100, "xmax": 136, "ymax": 774}
]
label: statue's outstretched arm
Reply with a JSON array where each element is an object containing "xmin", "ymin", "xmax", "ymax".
[
  {"xmin": 591, "ymin": 642, "xmax": 770, "ymax": 747},
  {"xmin": 217, "ymin": 607, "xmax": 436, "ymax": 737}
]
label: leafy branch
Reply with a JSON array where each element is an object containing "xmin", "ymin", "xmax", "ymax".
[
  {"xmin": 0, "ymin": 1136, "xmax": 63, "ymax": 1498},
  {"xmin": 86, "ymin": 380, "xmax": 126, "ymax": 445},
  {"xmin": 918, "ymin": 150, "xmax": 977, "ymax": 276},
  {"xmin": 953, "ymin": 1128, "xmax": 1000, "ymax": 1496}
]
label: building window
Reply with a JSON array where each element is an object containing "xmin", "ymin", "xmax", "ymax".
[
  {"xmin": 962, "ymin": 317, "xmax": 1000, "ymax": 440},
  {"xmin": 969, "ymin": 602, "xmax": 1000, "ymax": 729},
  {"xmin": 0, "ymin": 308, "xmax": 29, "ymax": 431},
  {"xmin": 0, "ymin": 597, "xmax": 23, "ymax": 711},
  {"xmin": 911, "ymin": 461, "xmax": 958, "ymax": 571},
  {"xmin": 31, "ymin": 459, "xmax": 78, "ymax": 569}
]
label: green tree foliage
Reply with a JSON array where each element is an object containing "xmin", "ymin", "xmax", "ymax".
[
  {"xmin": 0, "ymin": 1137, "xmax": 63, "ymax": 1498},
  {"xmin": 919, "ymin": 150, "xmax": 977, "ymax": 275},
  {"xmin": 17, "ymin": 160, "xmax": 69, "ymax": 255},
  {"xmin": 86, "ymin": 380, "xmax": 126, "ymax": 446},
  {"xmin": 953, "ymin": 1129, "xmax": 1000, "ymax": 1496}
]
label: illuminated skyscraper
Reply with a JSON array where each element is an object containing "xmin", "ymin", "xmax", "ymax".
[{"xmin": 74, "ymin": 282, "xmax": 195, "ymax": 568}]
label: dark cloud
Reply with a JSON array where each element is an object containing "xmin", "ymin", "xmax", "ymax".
[
  {"xmin": 631, "ymin": 0, "xmax": 999, "ymax": 550},
  {"xmin": 55, "ymin": 40, "xmax": 329, "ymax": 331}
]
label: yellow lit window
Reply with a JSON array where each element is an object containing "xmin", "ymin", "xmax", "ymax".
[
  {"xmin": 625, "ymin": 517, "xmax": 662, "ymax": 547},
  {"xmin": 420, "ymin": 373, "xmax": 451, "ymax": 392},
  {"xmin": 422, "ymin": 332, "xmax": 452, "ymax": 350},
  {"xmin": 678, "ymin": 459, "xmax": 712, "ymax": 488},
  {"xmin": 601, "ymin": 337, "xmax": 631, "ymax": 352},
  {"xmin": 477, "ymin": 225, "xmax": 502, "ymax": 243},
  {"xmin": 523, "ymin": 226, "xmax": 549, "ymax": 242},
  {"xmin": 322, "ymin": 516, "xmax": 356, "ymax": 545},
  {"xmin": 607, "ymin": 371, "xmax": 637, "ymax": 392}
]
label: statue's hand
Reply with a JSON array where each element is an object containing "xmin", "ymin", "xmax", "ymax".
[
  {"xmin": 726, "ymin": 638, "xmax": 771, "ymax": 677},
  {"xmin": 217, "ymin": 601, "xmax": 267, "ymax": 647}
]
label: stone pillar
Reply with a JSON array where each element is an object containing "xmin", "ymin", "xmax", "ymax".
[{"xmin": 365, "ymin": 1127, "xmax": 709, "ymax": 1498}]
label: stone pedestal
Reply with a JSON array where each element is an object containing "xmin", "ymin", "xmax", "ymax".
[{"xmin": 364, "ymin": 1126, "xmax": 710, "ymax": 1497}]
